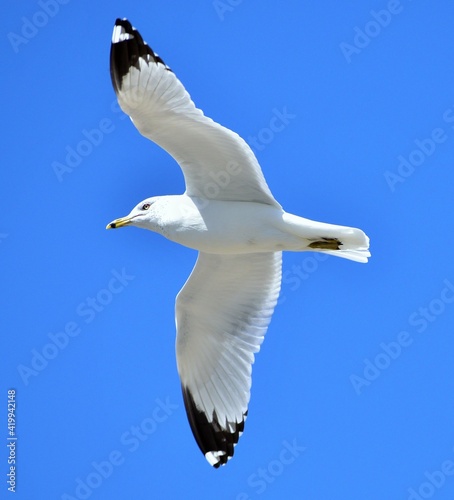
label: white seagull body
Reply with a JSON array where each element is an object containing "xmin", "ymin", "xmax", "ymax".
[{"xmin": 107, "ymin": 19, "xmax": 370, "ymax": 468}]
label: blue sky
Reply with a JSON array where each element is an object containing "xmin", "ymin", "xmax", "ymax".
[{"xmin": 3, "ymin": 1, "xmax": 454, "ymax": 499}]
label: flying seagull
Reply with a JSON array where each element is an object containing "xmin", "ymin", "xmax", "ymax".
[{"xmin": 107, "ymin": 18, "xmax": 370, "ymax": 468}]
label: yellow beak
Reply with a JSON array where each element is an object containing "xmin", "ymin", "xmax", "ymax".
[{"xmin": 106, "ymin": 215, "xmax": 134, "ymax": 230}]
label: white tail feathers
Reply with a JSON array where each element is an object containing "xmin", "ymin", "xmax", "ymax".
[
  {"xmin": 314, "ymin": 227, "xmax": 370, "ymax": 263},
  {"xmin": 281, "ymin": 213, "xmax": 371, "ymax": 263},
  {"xmin": 322, "ymin": 243, "xmax": 370, "ymax": 263}
]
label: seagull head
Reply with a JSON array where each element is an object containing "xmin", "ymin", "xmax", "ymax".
[{"xmin": 106, "ymin": 197, "xmax": 158, "ymax": 230}]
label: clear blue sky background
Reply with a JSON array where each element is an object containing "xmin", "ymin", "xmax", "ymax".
[{"xmin": 3, "ymin": 1, "xmax": 454, "ymax": 499}]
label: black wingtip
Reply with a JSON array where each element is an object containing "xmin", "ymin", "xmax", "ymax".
[
  {"xmin": 181, "ymin": 385, "xmax": 246, "ymax": 468},
  {"xmin": 110, "ymin": 18, "xmax": 171, "ymax": 94}
]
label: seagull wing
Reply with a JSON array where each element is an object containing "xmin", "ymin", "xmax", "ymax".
[
  {"xmin": 176, "ymin": 251, "xmax": 282, "ymax": 467},
  {"xmin": 110, "ymin": 18, "xmax": 280, "ymax": 206}
]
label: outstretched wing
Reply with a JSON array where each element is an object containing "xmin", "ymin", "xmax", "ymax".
[
  {"xmin": 110, "ymin": 18, "xmax": 280, "ymax": 207},
  {"xmin": 175, "ymin": 252, "xmax": 282, "ymax": 467}
]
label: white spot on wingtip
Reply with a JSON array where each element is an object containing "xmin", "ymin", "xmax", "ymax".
[
  {"xmin": 205, "ymin": 450, "xmax": 226, "ymax": 467},
  {"xmin": 112, "ymin": 25, "xmax": 134, "ymax": 44}
]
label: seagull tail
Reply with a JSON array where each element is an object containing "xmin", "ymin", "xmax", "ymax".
[
  {"xmin": 317, "ymin": 236, "xmax": 370, "ymax": 263},
  {"xmin": 281, "ymin": 213, "xmax": 371, "ymax": 263}
]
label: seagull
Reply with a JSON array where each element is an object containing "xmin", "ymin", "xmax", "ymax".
[{"xmin": 107, "ymin": 18, "xmax": 370, "ymax": 468}]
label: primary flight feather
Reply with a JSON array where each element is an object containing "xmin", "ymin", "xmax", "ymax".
[{"xmin": 107, "ymin": 18, "xmax": 370, "ymax": 468}]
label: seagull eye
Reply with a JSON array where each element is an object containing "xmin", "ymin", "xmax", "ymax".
[{"xmin": 142, "ymin": 203, "xmax": 151, "ymax": 210}]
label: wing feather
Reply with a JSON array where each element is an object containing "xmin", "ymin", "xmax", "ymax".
[
  {"xmin": 110, "ymin": 19, "xmax": 280, "ymax": 207},
  {"xmin": 175, "ymin": 252, "xmax": 282, "ymax": 467}
]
